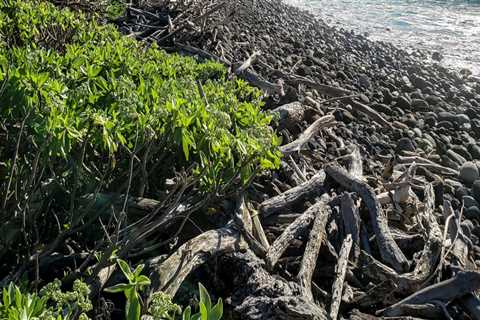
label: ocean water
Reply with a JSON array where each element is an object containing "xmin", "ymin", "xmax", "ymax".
[{"xmin": 289, "ymin": 0, "xmax": 480, "ymax": 74}]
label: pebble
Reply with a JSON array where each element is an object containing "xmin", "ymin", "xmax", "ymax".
[
  {"xmin": 473, "ymin": 180, "xmax": 480, "ymax": 202},
  {"xmin": 396, "ymin": 137, "xmax": 416, "ymax": 152},
  {"xmin": 395, "ymin": 96, "xmax": 411, "ymax": 110},
  {"xmin": 463, "ymin": 195, "xmax": 479, "ymax": 209},
  {"xmin": 459, "ymin": 161, "xmax": 480, "ymax": 185},
  {"xmin": 411, "ymin": 99, "xmax": 429, "ymax": 111},
  {"xmin": 465, "ymin": 206, "xmax": 480, "ymax": 220}
]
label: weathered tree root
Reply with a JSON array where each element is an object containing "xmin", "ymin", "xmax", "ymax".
[
  {"xmin": 147, "ymin": 227, "xmax": 243, "ymax": 297},
  {"xmin": 220, "ymin": 251, "xmax": 328, "ymax": 320}
]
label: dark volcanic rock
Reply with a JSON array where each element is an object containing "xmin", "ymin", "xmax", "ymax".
[{"xmin": 396, "ymin": 137, "xmax": 416, "ymax": 152}]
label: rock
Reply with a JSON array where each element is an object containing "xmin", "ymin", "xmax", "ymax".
[
  {"xmin": 456, "ymin": 186, "xmax": 471, "ymax": 200},
  {"xmin": 437, "ymin": 121, "xmax": 453, "ymax": 129},
  {"xmin": 447, "ymin": 150, "xmax": 467, "ymax": 166},
  {"xmin": 396, "ymin": 137, "xmax": 416, "ymax": 152},
  {"xmin": 432, "ymin": 51, "xmax": 443, "ymax": 61},
  {"xmin": 438, "ymin": 111, "xmax": 457, "ymax": 123},
  {"xmin": 463, "ymin": 195, "xmax": 479, "ymax": 209},
  {"xmin": 459, "ymin": 161, "xmax": 480, "ymax": 185},
  {"xmin": 465, "ymin": 206, "xmax": 480, "ymax": 220},
  {"xmin": 411, "ymin": 75, "xmax": 430, "ymax": 91},
  {"xmin": 456, "ymin": 114, "xmax": 471, "ymax": 125},
  {"xmin": 473, "ymin": 180, "xmax": 480, "ymax": 202},
  {"xmin": 470, "ymin": 144, "xmax": 480, "ymax": 160},
  {"xmin": 451, "ymin": 145, "xmax": 472, "ymax": 161},
  {"xmin": 394, "ymin": 96, "xmax": 411, "ymax": 110},
  {"xmin": 425, "ymin": 95, "xmax": 443, "ymax": 105},
  {"xmin": 411, "ymin": 99, "xmax": 429, "ymax": 111}
]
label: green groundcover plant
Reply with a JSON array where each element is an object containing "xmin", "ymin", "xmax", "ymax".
[
  {"xmin": 0, "ymin": 0, "xmax": 281, "ymax": 205},
  {"xmin": 0, "ymin": 280, "xmax": 92, "ymax": 320}
]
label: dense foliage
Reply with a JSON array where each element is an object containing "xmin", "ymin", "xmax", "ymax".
[
  {"xmin": 0, "ymin": 0, "xmax": 278, "ymax": 318},
  {"xmin": 0, "ymin": 0, "xmax": 280, "ymax": 270},
  {"xmin": 0, "ymin": 280, "xmax": 92, "ymax": 320}
]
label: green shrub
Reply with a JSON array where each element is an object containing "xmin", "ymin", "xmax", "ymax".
[
  {"xmin": 0, "ymin": 280, "xmax": 92, "ymax": 320},
  {"xmin": 0, "ymin": 0, "xmax": 280, "ymax": 211}
]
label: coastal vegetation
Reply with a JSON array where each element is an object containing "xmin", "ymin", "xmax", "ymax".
[{"xmin": 0, "ymin": 0, "xmax": 279, "ymax": 318}]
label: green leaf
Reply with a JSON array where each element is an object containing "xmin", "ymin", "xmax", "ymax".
[
  {"xmin": 199, "ymin": 302, "xmax": 208, "ymax": 320},
  {"xmin": 198, "ymin": 283, "xmax": 212, "ymax": 313},
  {"xmin": 209, "ymin": 298, "xmax": 223, "ymax": 320},
  {"xmin": 104, "ymin": 283, "xmax": 134, "ymax": 293},
  {"xmin": 117, "ymin": 259, "xmax": 133, "ymax": 280},
  {"xmin": 133, "ymin": 264, "xmax": 145, "ymax": 278},
  {"xmin": 182, "ymin": 306, "xmax": 192, "ymax": 320},
  {"xmin": 136, "ymin": 275, "xmax": 151, "ymax": 287},
  {"xmin": 126, "ymin": 289, "xmax": 141, "ymax": 320}
]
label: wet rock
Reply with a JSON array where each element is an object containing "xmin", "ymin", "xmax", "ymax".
[
  {"xmin": 432, "ymin": 51, "xmax": 443, "ymax": 61},
  {"xmin": 425, "ymin": 95, "xmax": 443, "ymax": 105},
  {"xmin": 451, "ymin": 145, "xmax": 472, "ymax": 161},
  {"xmin": 459, "ymin": 161, "xmax": 480, "ymax": 185}
]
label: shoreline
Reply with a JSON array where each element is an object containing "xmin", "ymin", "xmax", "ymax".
[{"xmin": 288, "ymin": 0, "xmax": 480, "ymax": 76}]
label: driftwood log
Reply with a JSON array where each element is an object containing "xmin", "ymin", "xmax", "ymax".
[{"xmin": 325, "ymin": 165, "xmax": 410, "ymax": 273}]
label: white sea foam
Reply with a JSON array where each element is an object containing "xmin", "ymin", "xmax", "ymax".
[{"xmin": 288, "ymin": 0, "xmax": 480, "ymax": 74}]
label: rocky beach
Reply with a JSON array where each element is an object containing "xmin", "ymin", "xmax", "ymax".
[
  {"xmin": 3, "ymin": 0, "xmax": 480, "ymax": 319},
  {"xmin": 110, "ymin": 0, "xmax": 480, "ymax": 318}
]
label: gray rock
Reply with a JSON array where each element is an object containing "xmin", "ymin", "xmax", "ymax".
[
  {"xmin": 463, "ymin": 195, "xmax": 479, "ymax": 209},
  {"xmin": 456, "ymin": 114, "xmax": 471, "ymax": 125},
  {"xmin": 396, "ymin": 137, "xmax": 416, "ymax": 152},
  {"xmin": 468, "ymin": 144, "xmax": 480, "ymax": 160},
  {"xmin": 411, "ymin": 99, "xmax": 429, "ymax": 111},
  {"xmin": 465, "ymin": 206, "xmax": 480, "ymax": 220},
  {"xmin": 395, "ymin": 96, "xmax": 411, "ymax": 110},
  {"xmin": 459, "ymin": 161, "xmax": 480, "ymax": 185},
  {"xmin": 473, "ymin": 180, "xmax": 480, "ymax": 202}
]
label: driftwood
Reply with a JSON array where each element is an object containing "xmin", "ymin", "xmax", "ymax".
[
  {"xmin": 383, "ymin": 271, "xmax": 480, "ymax": 317},
  {"xmin": 330, "ymin": 234, "xmax": 353, "ymax": 320},
  {"xmin": 297, "ymin": 199, "xmax": 331, "ymax": 300},
  {"xmin": 280, "ymin": 115, "xmax": 336, "ymax": 155},
  {"xmin": 325, "ymin": 165, "xmax": 409, "ymax": 273},
  {"xmin": 259, "ymin": 170, "xmax": 327, "ymax": 217},
  {"xmin": 234, "ymin": 195, "xmax": 268, "ymax": 258},
  {"xmin": 148, "ymin": 227, "xmax": 243, "ymax": 297},
  {"xmin": 265, "ymin": 199, "xmax": 329, "ymax": 270},
  {"xmin": 220, "ymin": 251, "xmax": 328, "ymax": 320},
  {"xmin": 341, "ymin": 193, "xmax": 361, "ymax": 262}
]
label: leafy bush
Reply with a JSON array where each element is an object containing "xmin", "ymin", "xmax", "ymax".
[
  {"xmin": 0, "ymin": 280, "xmax": 92, "ymax": 320},
  {"xmin": 0, "ymin": 0, "xmax": 280, "ymax": 266},
  {"xmin": 182, "ymin": 283, "xmax": 223, "ymax": 320},
  {"xmin": 0, "ymin": 0, "xmax": 280, "ymax": 195},
  {"xmin": 105, "ymin": 259, "xmax": 151, "ymax": 320}
]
